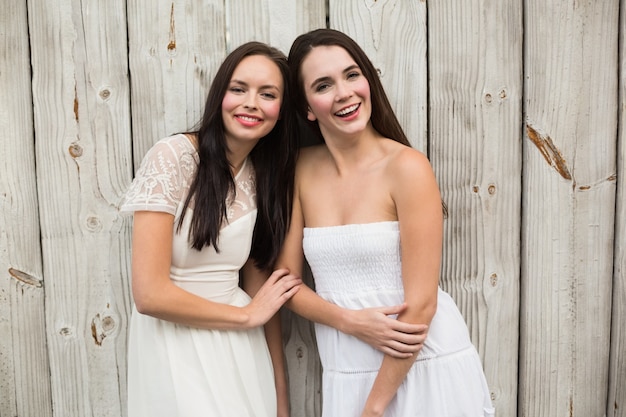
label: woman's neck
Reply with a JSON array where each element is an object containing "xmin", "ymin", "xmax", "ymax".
[
  {"xmin": 323, "ymin": 129, "xmax": 387, "ymax": 175},
  {"xmin": 226, "ymin": 138, "xmax": 259, "ymax": 176}
]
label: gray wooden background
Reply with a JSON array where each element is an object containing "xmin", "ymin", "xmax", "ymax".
[{"xmin": 1, "ymin": 0, "xmax": 624, "ymax": 416}]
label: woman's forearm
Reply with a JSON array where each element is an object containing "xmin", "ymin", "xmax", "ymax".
[
  {"xmin": 264, "ymin": 313, "xmax": 290, "ymax": 417},
  {"xmin": 361, "ymin": 354, "xmax": 417, "ymax": 417},
  {"xmin": 133, "ymin": 279, "xmax": 254, "ymax": 329},
  {"xmin": 361, "ymin": 303, "xmax": 436, "ymax": 416},
  {"xmin": 285, "ymin": 284, "xmax": 349, "ymax": 330},
  {"xmin": 287, "ymin": 286, "xmax": 428, "ymax": 357}
]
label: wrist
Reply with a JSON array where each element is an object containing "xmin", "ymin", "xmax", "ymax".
[
  {"xmin": 337, "ymin": 307, "xmax": 354, "ymax": 335},
  {"xmin": 362, "ymin": 400, "xmax": 385, "ymax": 417},
  {"xmin": 238, "ymin": 306, "xmax": 254, "ymax": 329}
]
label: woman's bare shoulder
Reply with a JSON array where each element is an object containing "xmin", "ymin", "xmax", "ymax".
[
  {"xmin": 384, "ymin": 141, "xmax": 432, "ymax": 175},
  {"xmin": 385, "ymin": 143, "xmax": 440, "ymax": 205}
]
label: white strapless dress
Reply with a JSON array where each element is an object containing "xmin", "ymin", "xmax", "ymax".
[{"xmin": 303, "ymin": 221, "xmax": 495, "ymax": 417}]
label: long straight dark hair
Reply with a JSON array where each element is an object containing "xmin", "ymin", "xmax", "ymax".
[
  {"xmin": 288, "ymin": 29, "xmax": 448, "ymax": 217},
  {"xmin": 287, "ymin": 28, "xmax": 411, "ymax": 147},
  {"xmin": 179, "ymin": 42, "xmax": 297, "ymax": 271}
]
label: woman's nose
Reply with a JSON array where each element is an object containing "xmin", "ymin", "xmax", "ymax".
[
  {"xmin": 243, "ymin": 94, "xmax": 258, "ymax": 109},
  {"xmin": 334, "ymin": 82, "xmax": 352, "ymax": 102}
]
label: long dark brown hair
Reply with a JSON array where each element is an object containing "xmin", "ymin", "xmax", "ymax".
[
  {"xmin": 179, "ymin": 41, "xmax": 297, "ymax": 271},
  {"xmin": 288, "ymin": 29, "xmax": 448, "ymax": 217},
  {"xmin": 288, "ymin": 28, "xmax": 410, "ymax": 147}
]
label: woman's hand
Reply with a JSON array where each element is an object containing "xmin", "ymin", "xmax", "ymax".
[
  {"xmin": 344, "ymin": 303, "xmax": 428, "ymax": 358},
  {"xmin": 243, "ymin": 269, "xmax": 301, "ymax": 328}
]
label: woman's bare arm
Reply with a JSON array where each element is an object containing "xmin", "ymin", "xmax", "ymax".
[
  {"xmin": 361, "ymin": 149, "xmax": 443, "ymax": 417},
  {"xmin": 131, "ymin": 210, "xmax": 300, "ymax": 330},
  {"xmin": 241, "ymin": 260, "xmax": 291, "ymax": 417}
]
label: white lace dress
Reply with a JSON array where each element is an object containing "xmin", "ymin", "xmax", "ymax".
[
  {"xmin": 303, "ymin": 221, "xmax": 495, "ymax": 417},
  {"xmin": 120, "ymin": 134, "xmax": 276, "ymax": 417}
]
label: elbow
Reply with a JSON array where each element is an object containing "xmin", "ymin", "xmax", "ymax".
[
  {"xmin": 403, "ymin": 299, "xmax": 438, "ymax": 324},
  {"xmin": 133, "ymin": 295, "xmax": 155, "ymax": 316},
  {"xmin": 131, "ymin": 272, "xmax": 171, "ymax": 316},
  {"xmin": 132, "ymin": 286, "xmax": 163, "ymax": 316},
  {"xmin": 423, "ymin": 300, "xmax": 437, "ymax": 323}
]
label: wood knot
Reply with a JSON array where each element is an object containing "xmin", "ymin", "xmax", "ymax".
[
  {"xmin": 8, "ymin": 268, "xmax": 42, "ymax": 287},
  {"xmin": 68, "ymin": 143, "xmax": 83, "ymax": 158}
]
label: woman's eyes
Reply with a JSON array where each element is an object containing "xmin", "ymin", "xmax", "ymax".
[
  {"xmin": 315, "ymin": 83, "xmax": 330, "ymax": 92},
  {"xmin": 313, "ymin": 73, "xmax": 361, "ymax": 92},
  {"xmin": 228, "ymin": 87, "xmax": 277, "ymax": 99}
]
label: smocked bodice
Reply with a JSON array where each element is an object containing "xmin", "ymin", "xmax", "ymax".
[{"xmin": 303, "ymin": 221, "xmax": 404, "ymax": 308}]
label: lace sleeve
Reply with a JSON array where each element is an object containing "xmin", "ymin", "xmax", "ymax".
[{"xmin": 120, "ymin": 135, "xmax": 197, "ymax": 215}]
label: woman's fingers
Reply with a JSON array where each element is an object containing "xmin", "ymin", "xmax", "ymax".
[
  {"xmin": 246, "ymin": 270, "xmax": 302, "ymax": 327},
  {"xmin": 379, "ymin": 346, "xmax": 415, "ymax": 359},
  {"xmin": 377, "ymin": 330, "xmax": 426, "ymax": 357},
  {"xmin": 346, "ymin": 305, "xmax": 429, "ymax": 356}
]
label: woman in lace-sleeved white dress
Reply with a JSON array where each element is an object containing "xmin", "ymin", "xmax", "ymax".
[
  {"xmin": 119, "ymin": 42, "xmax": 302, "ymax": 417},
  {"xmin": 278, "ymin": 29, "xmax": 495, "ymax": 417}
]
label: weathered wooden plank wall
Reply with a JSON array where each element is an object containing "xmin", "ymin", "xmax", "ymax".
[
  {"xmin": 521, "ymin": 1, "xmax": 619, "ymax": 416},
  {"xmin": 609, "ymin": 2, "xmax": 626, "ymax": 416},
  {"xmin": 330, "ymin": 0, "xmax": 428, "ymax": 150},
  {"xmin": 1, "ymin": 0, "xmax": 625, "ymax": 416},
  {"xmin": 427, "ymin": 1, "xmax": 523, "ymax": 416},
  {"xmin": 610, "ymin": 0, "xmax": 626, "ymax": 413},
  {"xmin": 128, "ymin": 0, "xmax": 225, "ymax": 165},
  {"xmin": 26, "ymin": 0, "xmax": 134, "ymax": 415},
  {"xmin": 0, "ymin": 1, "xmax": 51, "ymax": 416}
]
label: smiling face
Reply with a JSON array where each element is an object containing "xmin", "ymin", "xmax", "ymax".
[
  {"xmin": 221, "ymin": 54, "xmax": 284, "ymax": 149},
  {"xmin": 300, "ymin": 45, "xmax": 372, "ymax": 141}
]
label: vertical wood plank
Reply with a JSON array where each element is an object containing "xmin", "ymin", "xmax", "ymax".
[
  {"xmin": 329, "ymin": 0, "xmax": 427, "ymax": 151},
  {"xmin": 522, "ymin": 1, "xmax": 619, "ymax": 415},
  {"xmin": 127, "ymin": 0, "xmax": 226, "ymax": 166},
  {"xmin": 608, "ymin": 1, "xmax": 626, "ymax": 415},
  {"xmin": 426, "ymin": 0, "xmax": 523, "ymax": 415},
  {"xmin": 0, "ymin": 1, "xmax": 52, "ymax": 416},
  {"xmin": 28, "ymin": 0, "xmax": 134, "ymax": 415}
]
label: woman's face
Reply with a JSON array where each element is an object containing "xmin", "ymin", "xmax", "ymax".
[
  {"xmin": 299, "ymin": 45, "xmax": 371, "ymax": 140},
  {"xmin": 222, "ymin": 54, "xmax": 284, "ymax": 148}
]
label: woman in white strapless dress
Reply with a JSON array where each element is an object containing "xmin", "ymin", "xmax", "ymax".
[{"xmin": 279, "ymin": 29, "xmax": 495, "ymax": 417}]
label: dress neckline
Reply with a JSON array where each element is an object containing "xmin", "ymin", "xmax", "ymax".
[
  {"xmin": 178, "ymin": 133, "xmax": 248, "ymax": 181},
  {"xmin": 304, "ymin": 220, "xmax": 398, "ymax": 231}
]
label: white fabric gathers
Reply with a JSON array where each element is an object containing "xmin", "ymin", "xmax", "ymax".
[{"xmin": 303, "ymin": 221, "xmax": 495, "ymax": 417}]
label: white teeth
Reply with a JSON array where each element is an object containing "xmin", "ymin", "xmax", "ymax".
[
  {"xmin": 336, "ymin": 104, "xmax": 359, "ymax": 116},
  {"xmin": 238, "ymin": 116, "xmax": 260, "ymax": 122}
]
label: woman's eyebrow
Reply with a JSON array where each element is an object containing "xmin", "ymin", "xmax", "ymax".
[
  {"xmin": 309, "ymin": 64, "xmax": 361, "ymax": 88},
  {"xmin": 309, "ymin": 76, "xmax": 331, "ymax": 89},
  {"xmin": 230, "ymin": 79, "xmax": 280, "ymax": 91},
  {"xmin": 343, "ymin": 64, "xmax": 360, "ymax": 73}
]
